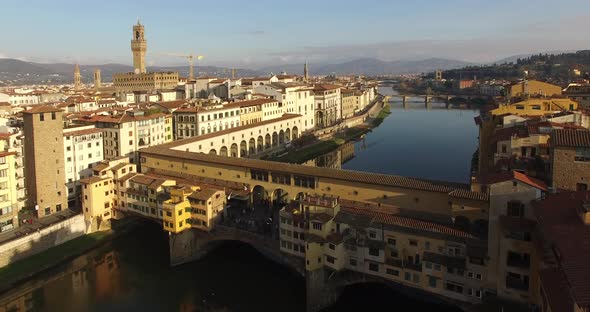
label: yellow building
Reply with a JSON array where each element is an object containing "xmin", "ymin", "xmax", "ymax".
[
  {"xmin": 81, "ymin": 157, "xmax": 225, "ymax": 234},
  {"xmin": 507, "ymin": 80, "xmax": 562, "ymax": 101},
  {"xmin": 279, "ymin": 194, "xmax": 489, "ymax": 304},
  {"xmin": 340, "ymin": 89, "xmax": 357, "ymax": 119},
  {"xmin": 80, "ymin": 158, "xmax": 138, "ymax": 232},
  {"xmin": 162, "ymin": 186, "xmax": 225, "ymax": 233},
  {"xmin": 491, "ymin": 98, "xmax": 578, "ymax": 117}
]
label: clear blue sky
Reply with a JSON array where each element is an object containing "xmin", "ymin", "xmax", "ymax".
[{"xmin": 2, "ymin": 0, "xmax": 589, "ymax": 68}]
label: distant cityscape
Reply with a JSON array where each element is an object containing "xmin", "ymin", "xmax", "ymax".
[{"xmin": 1, "ymin": 19, "xmax": 590, "ymax": 312}]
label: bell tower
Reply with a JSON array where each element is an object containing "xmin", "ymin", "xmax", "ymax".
[{"xmin": 131, "ymin": 21, "xmax": 147, "ymax": 74}]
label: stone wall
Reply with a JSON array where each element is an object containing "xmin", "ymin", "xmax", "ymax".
[
  {"xmin": 551, "ymin": 146, "xmax": 590, "ymax": 191},
  {"xmin": 0, "ymin": 214, "xmax": 86, "ymax": 267}
]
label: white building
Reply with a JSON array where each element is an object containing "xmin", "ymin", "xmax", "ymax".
[
  {"xmin": 63, "ymin": 125, "xmax": 104, "ymax": 205},
  {"xmin": 196, "ymin": 103, "xmax": 242, "ymax": 135},
  {"xmin": 80, "ymin": 110, "xmax": 173, "ymax": 163},
  {"xmin": 313, "ymin": 84, "xmax": 341, "ymax": 128},
  {"xmin": 0, "ymin": 91, "xmax": 40, "ymax": 106},
  {"xmin": 254, "ymin": 82, "xmax": 316, "ymax": 131}
]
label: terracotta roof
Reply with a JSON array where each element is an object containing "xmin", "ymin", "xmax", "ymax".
[
  {"xmin": 448, "ymin": 189, "xmax": 489, "ymax": 201},
  {"xmin": 233, "ymin": 98, "xmax": 277, "ymax": 107},
  {"xmin": 22, "ymin": 105, "xmax": 63, "ymax": 114},
  {"xmin": 313, "ymin": 84, "xmax": 341, "ymax": 92},
  {"xmin": 80, "ymin": 112, "xmax": 168, "ymax": 124},
  {"xmin": 513, "ymin": 170, "xmax": 548, "ymax": 191},
  {"xmin": 142, "ymin": 145, "xmax": 467, "ymax": 194},
  {"xmin": 492, "ymin": 126, "xmax": 529, "ymax": 143},
  {"xmin": 188, "ymin": 188, "xmax": 220, "ymax": 201},
  {"xmin": 552, "ymin": 129, "xmax": 590, "ymax": 147},
  {"xmin": 63, "ymin": 128, "xmax": 103, "ymax": 137},
  {"xmin": 341, "ymin": 206, "xmax": 475, "ymax": 239},
  {"xmin": 152, "ymin": 100, "xmax": 187, "ymax": 110},
  {"xmin": 130, "ymin": 175, "xmax": 157, "ymax": 186},
  {"xmin": 478, "ymin": 170, "xmax": 548, "ymax": 191},
  {"xmin": 92, "ymin": 162, "xmax": 110, "ymax": 172},
  {"xmin": 534, "ymin": 191, "xmax": 590, "ymax": 307},
  {"xmin": 79, "ymin": 176, "xmax": 109, "ymax": 184},
  {"xmin": 0, "ymin": 151, "xmax": 16, "ymax": 157},
  {"xmin": 539, "ymin": 268, "xmax": 574, "ymax": 312},
  {"xmin": 0, "ymin": 133, "xmax": 13, "ymax": 140}
]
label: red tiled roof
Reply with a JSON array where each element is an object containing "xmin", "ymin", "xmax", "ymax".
[
  {"xmin": 80, "ymin": 112, "xmax": 168, "ymax": 124},
  {"xmin": 513, "ymin": 170, "xmax": 548, "ymax": 191},
  {"xmin": 313, "ymin": 84, "xmax": 341, "ymax": 91},
  {"xmin": 233, "ymin": 98, "xmax": 277, "ymax": 107},
  {"xmin": 0, "ymin": 133, "xmax": 13, "ymax": 140},
  {"xmin": 551, "ymin": 129, "xmax": 590, "ymax": 147},
  {"xmin": 448, "ymin": 189, "xmax": 489, "ymax": 201},
  {"xmin": 534, "ymin": 191, "xmax": 590, "ymax": 307},
  {"xmin": 539, "ymin": 268, "xmax": 574, "ymax": 312},
  {"xmin": 23, "ymin": 105, "xmax": 63, "ymax": 114},
  {"xmin": 152, "ymin": 100, "xmax": 187, "ymax": 109},
  {"xmin": 342, "ymin": 206, "xmax": 475, "ymax": 239},
  {"xmin": 63, "ymin": 128, "xmax": 103, "ymax": 137},
  {"xmin": 478, "ymin": 170, "xmax": 547, "ymax": 191}
]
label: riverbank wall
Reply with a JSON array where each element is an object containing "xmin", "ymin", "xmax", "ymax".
[
  {"xmin": 0, "ymin": 214, "xmax": 86, "ymax": 268},
  {"xmin": 315, "ymin": 95, "xmax": 387, "ymax": 140}
]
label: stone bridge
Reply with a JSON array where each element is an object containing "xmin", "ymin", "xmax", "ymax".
[{"xmin": 168, "ymin": 224, "xmax": 305, "ymax": 276}]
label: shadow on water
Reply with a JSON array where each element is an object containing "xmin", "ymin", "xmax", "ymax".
[
  {"xmin": 0, "ymin": 221, "xmax": 307, "ymax": 312},
  {"xmin": 323, "ymin": 282, "xmax": 462, "ymax": 312}
]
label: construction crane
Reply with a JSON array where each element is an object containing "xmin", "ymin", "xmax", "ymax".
[{"xmin": 162, "ymin": 53, "xmax": 204, "ymax": 80}]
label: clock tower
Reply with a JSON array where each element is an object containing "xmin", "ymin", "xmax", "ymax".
[{"xmin": 131, "ymin": 21, "xmax": 147, "ymax": 74}]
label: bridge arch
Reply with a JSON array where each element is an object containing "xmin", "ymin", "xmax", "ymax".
[
  {"xmin": 208, "ymin": 149, "xmax": 217, "ymax": 155},
  {"xmin": 272, "ymin": 132, "xmax": 278, "ymax": 147},
  {"xmin": 252, "ymin": 185, "xmax": 269, "ymax": 206},
  {"xmin": 240, "ymin": 140, "xmax": 248, "ymax": 158},
  {"xmin": 249, "ymin": 138, "xmax": 256, "ymax": 155},
  {"xmin": 230, "ymin": 143, "xmax": 238, "ymax": 158},
  {"xmin": 257, "ymin": 136, "xmax": 264, "ymax": 152},
  {"xmin": 219, "ymin": 146, "xmax": 228, "ymax": 157},
  {"xmin": 279, "ymin": 130, "xmax": 285, "ymax": 144}
]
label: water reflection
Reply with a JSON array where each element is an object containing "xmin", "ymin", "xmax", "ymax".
[
  {"xmin": 312, "ymin": 87, "xmax": 480, "ymax": 184},
  {"xmin": 0, "ymin": 222, "xmax": 306, "ymax": 312}
]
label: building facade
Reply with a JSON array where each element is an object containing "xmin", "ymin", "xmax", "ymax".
[
  {"xmin": 23, "ymin": 106, "xmax": 67, "ymax": 217},
  {"xmin": 550, "ymin": 129, "xmax": 590, "ymax": 191},
  {"xmin": 314, "ymin": 85, "xmax": 341, "ymax": 128},
  {"xmin": 63, "ymin": 125, "xmax": 104, "ymax": 206}
]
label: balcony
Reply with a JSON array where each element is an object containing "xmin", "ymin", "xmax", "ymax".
[
  {"xmin": 404, "ymin": 261, "xmax": 423, "ymax": 272},
  {"xmin": 505, "ymin": 277, "xmax": 529, "ymax": 291}
]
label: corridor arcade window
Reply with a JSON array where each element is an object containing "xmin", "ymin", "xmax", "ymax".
[
  {"xmin": 271, "ymin": 172, "xmax": 291, "ymax": 185},
  {"xmin": 251, "ymin": 169, "xmax": 268, "ymax": 182},
  {"xmin": 294, "ymin": 175, "xmax": 315, "ymax": 189}
]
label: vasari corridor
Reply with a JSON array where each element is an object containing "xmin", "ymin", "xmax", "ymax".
[{"xmin": 0, "ymin": 1, "xmax": 589, "ymax": 312}]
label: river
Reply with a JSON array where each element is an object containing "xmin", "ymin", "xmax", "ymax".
[
  {"xmin": 313, "ymin": 87, "xmax": 480, "ymax": 184},
  {"xmin": 0, "ymin": 86, "xmax": 477, "ymax": 312},
  {"xmin": 0, "ymin": 222, "xmax": 460, "ymax": 312}
]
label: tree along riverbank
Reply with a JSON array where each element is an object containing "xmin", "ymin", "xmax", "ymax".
[
  {"xmin": 266, "ymin": 104, "xmax": 391, "ymax": 164},
  {"xmin": 0, "ymin": 219, "xmax": 140, "ymax": 294}
]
